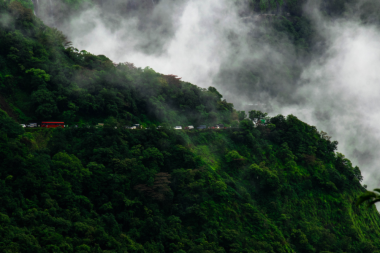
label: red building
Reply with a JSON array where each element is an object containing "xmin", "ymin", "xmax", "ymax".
[{"xmin": 41, "ymin": 122, "xmax": 64, "ymax": 128}]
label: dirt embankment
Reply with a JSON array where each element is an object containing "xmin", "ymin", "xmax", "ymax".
[{"xmin": 0, "ymin": 95, "xmax": 18, "ymax": 121}]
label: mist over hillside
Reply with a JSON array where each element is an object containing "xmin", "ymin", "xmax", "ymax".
[{"xmin": 32, "ymin": 0, "xmax": 380, "ymax": 189}]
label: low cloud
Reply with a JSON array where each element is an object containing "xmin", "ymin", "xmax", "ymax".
[
  {"xmin": 277, "ymin": 14, "xmax": 380, "ymax": 188},
  {"xmin": 61, "ymin": 0, "xmax": 255, "ymax": 89}
]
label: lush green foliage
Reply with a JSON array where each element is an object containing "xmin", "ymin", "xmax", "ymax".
[
  {"xmin": 357, "ymin": 189, "xmax": 380, "ymax": 208},
  {"xmin": 1, "ymin": 1, "xmax": 380, "ymax": 252},
  {"xmin": 1, "ymin": 110, "xmax": 380, "ymax": 252}
]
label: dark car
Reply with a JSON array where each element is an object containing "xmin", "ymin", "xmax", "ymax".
[{"xmin": 197, "ymin": 125, "xmax": 207, "ymax": 130}]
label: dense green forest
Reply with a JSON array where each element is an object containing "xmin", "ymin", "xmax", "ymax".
[{"xmin": 1, "ymin": 0, "xmax": 380, "ymax": 252}]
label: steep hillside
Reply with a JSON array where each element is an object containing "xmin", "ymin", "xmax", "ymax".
[
  {"xmin": 0, "ymin": 0, "xmax": 235, "ymax": 126},
  {"xmin": 1, "ymin": 1, "xmax": 380, "ymax": 253},
  {"xmin": 2, "ymin": 107, "xmax": 380, "ymax": 252}
]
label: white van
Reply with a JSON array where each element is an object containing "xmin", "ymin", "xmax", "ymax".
[{"xmin": 174, "ymin": 126, "xmax": 182, "ymax": 130}]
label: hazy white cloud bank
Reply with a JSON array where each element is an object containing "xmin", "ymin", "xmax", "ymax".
[
  {"xmin": 277, "ymin": 16, "xmax": 380, "ymax": 187},
  {"xmin": 63, "ymin": 0, "xmax": 253, "ymax": 88},
  {"xmin": 59, "ymin": 0, "xmax": 293, "ymax": 109}
]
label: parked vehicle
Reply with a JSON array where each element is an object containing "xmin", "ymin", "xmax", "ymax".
[
  {"xmin": 41, "ymin": 122, "xmax": 65, "ymax": 128},
  {"xmin": 126, "ymin": 124, "xmax": 140, "ymax": 129},
  {"xmin": 187, "ymin": 125, "xmax": 194, "ymax": 129},
  {"xmin": 27, "ymin": 123, "xmax": 37, "ymax": 128},
  {"xmin": 20, "ymin": 124, "xmax": 26, "ymax": 128},
  {"xmin": 174, "ymin": 126, "xmax": 182, "ymax": 130},
  {"xmin": 197, "ymin": 125, "xmax": 207, "ymax": 130}
]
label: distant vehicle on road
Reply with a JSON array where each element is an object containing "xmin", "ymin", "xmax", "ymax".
[
  {"xmin": 197, "ymin": 125, "xmax": 207, "ymax": 130},
  {"xmin": 186, "ymin": 125, "xmax": 194, "ymax": 130},
  {"xmin": 215, "ymin": 124, "xmax": 224, "ymax": 129},
  {"xmin": 174, "ymin": 126, "xmax": 182, "ymax": 130},
  {"xmin": 41, "ymin": 122, "xmax": 64, "ymax": 128},
  {"xmin": 20, "ymin": 124, "xmax": 26, "ymax": 128},
  {"xmin": 27, "ymin": 123, "xmax": 37, "ymax": 128},
  {"xmin": 126, "ymin": 124, "xmax": 140, "ymax": 129}
]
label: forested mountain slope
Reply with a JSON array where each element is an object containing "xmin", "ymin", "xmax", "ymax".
[
  {"xmin": 1, "ymin": 1, "xmax": 380, "ymax": 253},
  {"xmin": 0, "ymin": 0, "xmax": 235, "ymax": 126}
]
